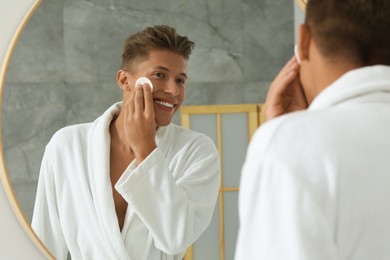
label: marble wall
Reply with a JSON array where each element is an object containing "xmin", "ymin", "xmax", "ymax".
[{"xmin": 2, "ymin": 0, "xmax": 294, "ymax": 221}]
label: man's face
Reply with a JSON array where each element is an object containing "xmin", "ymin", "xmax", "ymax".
[{"xmin": 129, "ymin": 49, "xmax": 187, "ymax": 127}]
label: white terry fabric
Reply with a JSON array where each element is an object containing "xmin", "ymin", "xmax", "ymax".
[
  {"xmin": 235, "ymin": 65, "xmax": 390, "ymax": 260},
  {"xmin": 31, "ymin": 102, "xmax": 220, "ymax": 260}
]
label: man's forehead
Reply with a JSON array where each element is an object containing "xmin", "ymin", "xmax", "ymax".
[{"xmin": 136, "ymin": 50, "xmax": 187, "ymax": 72}]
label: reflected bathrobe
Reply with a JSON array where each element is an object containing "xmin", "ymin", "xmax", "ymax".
[
  {"xmin": 235, "ymin": 65, "xmax": 390, "ymax": 260},
  {"xmin": 32, "ymin": 102, "xmax": 220, "ymax": 260}
]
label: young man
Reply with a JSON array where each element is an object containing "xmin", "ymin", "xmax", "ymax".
[
  {"xmin": 32, "ymin": 25, "xmax": 220, "ymax": 260},
  {"xmin": 236, "ymin": 0, "xmax": 390, "ymax": 259}
]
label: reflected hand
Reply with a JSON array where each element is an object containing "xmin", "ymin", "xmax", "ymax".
[
  {"xmin": 265, "ymin": 56, "xmax": 308, "ymax": 121},
  {"xmin": 123, "ymin": 83, "xmax": 157, "ymax": 164}
]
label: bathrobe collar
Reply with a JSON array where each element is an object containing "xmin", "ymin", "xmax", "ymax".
[
  {"xmin": 86, "ymin": 102, "xmax": 172, "ymax": 259},
  {"xmin": 309, "ymin": 65, "xmax": 390, "ymax": 111}
]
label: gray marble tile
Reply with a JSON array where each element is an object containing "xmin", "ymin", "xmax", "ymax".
[
  {"xmin": 64, "ymin": 1, "xmax": 103, "ymax": 83},
  {"xmin": 184, "ymin": 81, "xmax": 269, "ymax": 105},
  {"xmin": 95, "ymin": 0, "xmax": 209, "ymax": 19},
  {"xmin": 188, "ymin": 47, "xmax": 243, "ymax": 83},
  {"xmin": 12, "ymin": 181, "xmax": 38, "ymax": 222},
  {"xmin": 4, "ymin": 146, "xmax": 29, "ymax": 183},
  {"xmin": 2, "ymin": 83, "xmax": 66, "ymax": 185},
  {"xmin": 243, "ymin": 0, "xmax": 294, "ymax": 81},
  {"xmin": 243, "ymin": 81, "xmax": 271, "ymax": 103},
  {"xmin": 65, "ymin": 81, "xmax": 122, "ymax": 125},
  {"xmin": 6, "ymin": 0, "xmax": 65, "ymax": 83},
  {"xmin": 5, "ymin": 127, "xmax": 55, "ymax": 183},
  {"xmin": 206, "ymin": 0, "xmax": 243, "ymax": 52},
  {"xmin": 2, "ymin": 83, "xmax": 66, "ymax": 148},
  {"xmin": 183, "ymin": 81, "xmax": 245, "ymax": 106}
]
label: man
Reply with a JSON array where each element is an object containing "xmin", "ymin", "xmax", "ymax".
[
  {"xmin": 235, "ymin": 0, "xmax": 390, "ymax": 259},
  {"xmin": 32, "ymin": 25, "xmax": 220, "ymax": 260}
]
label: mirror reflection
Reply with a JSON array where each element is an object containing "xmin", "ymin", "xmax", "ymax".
[{"xmin": 2, "ymin": 0, "xmax": 294, "ymax": 259}]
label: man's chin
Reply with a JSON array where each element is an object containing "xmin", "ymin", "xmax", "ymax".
[{"xmin": 155, "ymin": 119, "xmax": 171, "ymax": 127}]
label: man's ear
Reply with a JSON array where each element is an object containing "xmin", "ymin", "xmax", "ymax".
[
  {"xmin": 116, "ymin": 70, "xmax": 131, "ymax": 91},
  {"xmin": 298, "ymin": 24, "xmax": 311, "ymax": 63}
]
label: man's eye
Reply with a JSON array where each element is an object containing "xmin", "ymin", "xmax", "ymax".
[
  {"xmin": 153, "ymin": 72, "xmax": 164, "ymax": 78},
  {"xmin": 177, "ymin": 79, "xmax": 186, "ymax": 85}
]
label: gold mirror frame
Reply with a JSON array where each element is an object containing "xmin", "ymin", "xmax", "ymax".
[
  {"xmin": 0, "ymin": 0, "xmax": 304, "ymax": 258},
  {"xmin": 295, "ymin": 0, "xmax": 308, "ymax": 10},
  {"xmin": 0, "ymin": 0, "xmax": 53, "ymax": 258}
]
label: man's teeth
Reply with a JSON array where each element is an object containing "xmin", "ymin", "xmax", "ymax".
[{"xmin": 154, "ymin": 100, "xmax": 174, "ymax": 108}]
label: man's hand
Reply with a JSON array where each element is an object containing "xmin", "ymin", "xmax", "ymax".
[
  {"xmin": 123, "ymin": 83, "xmax": 157, "ymax": 164},
  {"xmin": 265, "ymin": 56, "xmax": 308, "ymax": 121}
]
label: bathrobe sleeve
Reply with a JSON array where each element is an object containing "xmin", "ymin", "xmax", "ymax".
[
  {"xmin": 235, "ymin": 127, "xmax": 338, "ymax": 260},
  {"xmin": 115, "ymin": 135, "xmax": 220, "ymax": 255},
  {"xmin": 31, "ymin": 147, "xmax": 68, "ymax": 260}
]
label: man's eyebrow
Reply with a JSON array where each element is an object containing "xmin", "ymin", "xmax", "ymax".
[{"xmin": 153, "ymin": 66, "xmax": 187, "ymax": 79}]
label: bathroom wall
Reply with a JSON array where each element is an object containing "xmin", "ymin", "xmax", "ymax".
[{"xmin": 2, "ymin": 0, "xmax": 294, "ymax": 221}]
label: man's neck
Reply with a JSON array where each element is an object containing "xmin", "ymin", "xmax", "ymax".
[
  {"xmin": 309, "ymin": 58, "xmax": 361, "ymax": 103},
  {"xmin": 109, "ymin": 110, "xmax": 133, "ymax": 154}
]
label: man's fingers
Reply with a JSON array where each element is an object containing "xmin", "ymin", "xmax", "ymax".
[
  {"xmin": 268, "ymin": 59, "xmax": 299, "ymax": 98},
  {"xmin": 267, "ymin": 69, "xmax": 298, "ymax": 104},
  {"xmin": 134, "ymin": 84, "xmax": 144, "ymax": 112},
  {"xmin": 291, "ymin": 78, "xmax": 308, "ymax": 108},
  {"xmin": 273, "ymin": 57, "xmax": 298, "ymax": 83},
  {"xmin": 265, "ymin": 56, "xmax": 302, "ymax": 121},
  {"xmin": 128, "ymin": 90, "xmax": 135, "ymax": 114},
  {"xmin": 143, "ymin": 84, "xmax": 154, "ymax": 115}
]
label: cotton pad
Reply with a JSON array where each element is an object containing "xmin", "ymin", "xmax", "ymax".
[
  {"xmin": 135, "ymin": 77, "xmax": 153, "ymax": 91},
  {"xmin": 294, "ymin": 44, "xmax": 301, "ymax": 64}
]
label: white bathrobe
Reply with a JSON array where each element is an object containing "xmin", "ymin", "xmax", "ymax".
[
  {"xmin": 235, "ymin": 65, "xmax": 390, "ymax": 260},
  {"xmin": 31, "ymin": 102, "xmax": 220, "ymax": 260}
]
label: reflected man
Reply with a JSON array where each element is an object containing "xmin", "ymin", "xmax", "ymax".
[
  {"xmin": 236, "ymin": 0, "xmax": 390, "ymax": 259},
  {"xmin": 32, "ymin": 25, "xmax": 220, "ymax": 260}
]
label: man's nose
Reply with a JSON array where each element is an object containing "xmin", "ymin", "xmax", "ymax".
[{"xmin": 164, "ymin": 79, "xmax": 179, "ymax": 96}]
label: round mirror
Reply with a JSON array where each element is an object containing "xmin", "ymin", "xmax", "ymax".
[{"xmin": 1, "ymin": 0, "xmax": 299, "ymax": 258}]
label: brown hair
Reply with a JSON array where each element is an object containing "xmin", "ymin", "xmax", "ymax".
[
  {"xmin": 120, "ymin": 25, "xmax": 195, "ymax": 72},
  {"xmin": 306, "ymin": 0, "xmax": 390, "ymax": 66}
]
